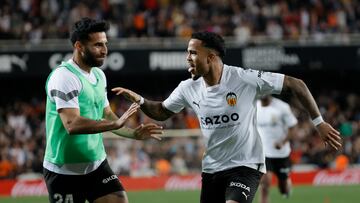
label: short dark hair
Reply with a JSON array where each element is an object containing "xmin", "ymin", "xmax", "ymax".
[
  {"xmin": 70, "ymin": 17, "xmax": 109, "ymax": 45},
  {"xmin": 191, "ymin": 31, "xmax": 226, "ymax": 59}
]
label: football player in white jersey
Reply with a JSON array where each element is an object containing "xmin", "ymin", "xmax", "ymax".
[
  {"xmin": 112, "ymin": 31, "xmax": 342, "ymax": 203},
  {"xmin": 256, "ymin": 95, "xmax": 297, "ymax": 203}
]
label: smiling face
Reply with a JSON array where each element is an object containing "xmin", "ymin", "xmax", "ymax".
[
  {"xmin": 79, "ymin": 32, "xmax": 108, "ymax": 67},
  {"xmin": 186, "ymin": 39, "xmax": 213, "ymax": 80}
]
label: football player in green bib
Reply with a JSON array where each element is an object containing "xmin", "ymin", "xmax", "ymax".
[{"xmin": 43, "ymin": 17, "xmax": 163, "ymax": 203}]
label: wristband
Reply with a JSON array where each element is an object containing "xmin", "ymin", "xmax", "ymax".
[
  {"xmin": 139, "ymin": 96, "xmax": 144, "ymax": 105},
  {"xmin": 312, "ymin": 116, "xmax": 324, "ymax": 126}
]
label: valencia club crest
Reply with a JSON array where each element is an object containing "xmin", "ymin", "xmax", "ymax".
[{"xmin": 226, "ymin": 92, "xmax": 237, "ymax": 106}]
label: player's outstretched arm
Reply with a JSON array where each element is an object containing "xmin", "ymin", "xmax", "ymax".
[
  {"xmin": 282, "ymin": 75, "xmax": 342, "ymax": 150},
  {"xmin": 103, "ymin": 105, "xmax": 163, "ymax": 140},
  {"xmin": 111, "ymin": 123, "xmax": 163, "ymax": 141},
  {"xmin": 59, "ymin": 103, "xmax": 139, "ymax": 135},
  {"xmin": 112, "ymin": 87, "xmax": 174, "ymax": 121}
]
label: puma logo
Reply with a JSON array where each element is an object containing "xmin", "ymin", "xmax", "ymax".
[
  {"xmin": 193, "ymin": 101, "xmax": 200, "ymax": 108},
  {"xmin": 242, "ymin": 192, "xmax": 249, "ymax": 200}
]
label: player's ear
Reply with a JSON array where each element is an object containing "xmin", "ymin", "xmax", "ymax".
[
  {"xmin": 74, "ymin": 41, "xmax": 84, "ymax": 52},
  {"xmin": 207, "ymin": 53, "xmax": 216, "ymax": 63}
]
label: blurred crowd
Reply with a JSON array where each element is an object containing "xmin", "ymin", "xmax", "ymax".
[
  {"xmin": 1, "ymin": 90, "xmax": 360, "ymax": 179},
  {"xmin": 1, "ymin": 0, "xmax": 360, "ymax": 43}
]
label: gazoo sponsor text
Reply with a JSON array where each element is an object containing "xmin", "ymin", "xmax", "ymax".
[{"xmin": 200, "ymin": 113, "xmax": 240, "ymax": 126}]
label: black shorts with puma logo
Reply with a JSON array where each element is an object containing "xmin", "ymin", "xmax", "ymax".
[{"xmin": 201, "ymin": 166, "xmax": 263, "ymax": 203}]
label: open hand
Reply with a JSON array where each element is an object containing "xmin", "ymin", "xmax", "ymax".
[
  {"xmin": 112, "ymin": 87, "xmax": 141, "ymax": 103},
  {"xmin": 114, "ymin": 103, "xmax": 139, "ymax": 128},
  {"xmin": 316, "ymin": 122, "xmax": 342, "ymax": 150},
  {"xmin": 134, "ymin": 123, "xmax": 163, "ymax": 140},
  {"xmin": 274, "ymin": 141, "xmax": 283, "ymax": 150}
]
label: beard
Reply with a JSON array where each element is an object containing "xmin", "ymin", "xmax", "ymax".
[{"xmin": 82, "ymin": 48, "xmax": 104, "ymax": 67}]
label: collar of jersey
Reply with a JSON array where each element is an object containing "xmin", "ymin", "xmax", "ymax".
[
  {"xmin": 68, "ymin": 59, "xmax": 93, "ymax": 77},
  {"xmin": 204, "ymin": 64, "xmax": 226, "ymax": 92}
]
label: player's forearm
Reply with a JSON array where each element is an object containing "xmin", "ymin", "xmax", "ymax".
[
  {"xmin": 103, "ymin": 107, "xmax": 119, "ymax": 121},
  {"xmin": 112, "ymin": 127, "xmax": 136, "ymax": 139},
  {"xmin": 141, "ymin": 99, "xmax": 173, "ymax": 121},
  {"xmin": 282, "ymin": 76, "xmax": 320, "ymax": 119},
  {"xmin": 64, "ymin": 116, "xmax": 118, "ymax": 135},
  {"xmin": 103, "ymin": 110, "xmax": 135, "ymax": 138},
  {"xmin": 282, "ymin": 135, "xmax": 291, "ymax": 144},
  {"xmin": 282, "ymin": 127, "xmax": 296, "ymax": 144},
  {"xmin": 96, "ymin": 106, "xmax": 133, "ymax": 138}
]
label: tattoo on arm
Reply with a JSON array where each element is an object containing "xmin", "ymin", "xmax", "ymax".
[
  {"xmin": 282, "ymin": 76, "xmax": 320, "ymax": 119},
  {"xmin": 141, "ymin": 99, "xmax": 174, "ymax": 121}
]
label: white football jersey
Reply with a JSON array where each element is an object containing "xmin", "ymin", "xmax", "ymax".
[
  {"xmin": 163, "ymin": 65, "xmax": 284, "ymax": 173},
  {"xmin": 256, "ymin": 98, "xmax": 297, "ymax": 158}
]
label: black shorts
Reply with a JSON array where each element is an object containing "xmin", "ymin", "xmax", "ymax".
[
  {"xmin": 200, "ymin": 166, "xmax": 263, "ymax": 203},
  {"xmin": 43, "ymin": 159, "xmax": 124, "ymax": 203},
  {"xmin": 265, "ymin": 157, "xmax": 291, "ymax": 180}
]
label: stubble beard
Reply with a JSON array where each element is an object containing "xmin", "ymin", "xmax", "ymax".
[{"xmin": 82, "ymin": 48, "xmax": 104, "ymax": 67}]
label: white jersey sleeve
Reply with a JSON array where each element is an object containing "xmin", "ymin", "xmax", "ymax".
[
  {"xmin": 162, "ymin": 81, "xmax": 188, "ymax": 113},
  {"xmin": 47, "ymin": 67, "xmax": 81, "ymax": 110},
  {"xmin": 240, "ymin": 69, "xmax": 284, "ymax": 96}
]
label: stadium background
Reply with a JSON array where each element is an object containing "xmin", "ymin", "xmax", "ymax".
[{"xmin": 1, "ymin": 0, "xmax": 360, "ymax": 202}]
